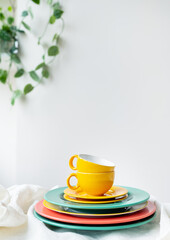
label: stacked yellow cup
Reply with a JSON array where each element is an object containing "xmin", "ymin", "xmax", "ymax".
[{"xmin": 67, "ymin": 154, "xmax": 115, "ymax": 196}]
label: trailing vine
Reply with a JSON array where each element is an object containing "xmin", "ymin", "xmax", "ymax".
[{"xmin": 0, "ymin": 0, "xmax": 64, "ymax": 105}]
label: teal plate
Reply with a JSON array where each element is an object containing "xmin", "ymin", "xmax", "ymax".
[
  {"xmin": 34, "ymin": 210, "xmax": 156, "ymax": 231},
  {"xmin": 44, "ymin": 186, "xmax": 150, "ymax": 210}
]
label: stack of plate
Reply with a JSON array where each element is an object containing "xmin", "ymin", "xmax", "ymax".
[{"xmin": 34, "ymin": 186, "xmax": 156, "ymax": 231}]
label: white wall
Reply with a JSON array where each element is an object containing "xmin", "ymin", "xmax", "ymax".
[
  {"xmin": 0, "ymin": 86, "xmax": 17, "ymax": 187},
  {"xmin": 1, "ymin": 0, "xmax": 170, "ymax": 202}
]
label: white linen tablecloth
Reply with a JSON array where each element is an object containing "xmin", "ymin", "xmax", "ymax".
[{"xmin": 0, "ymin": 184, "xmax": 170, "ymax": 240}]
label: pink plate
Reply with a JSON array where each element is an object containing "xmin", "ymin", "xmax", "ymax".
[{"xmin": 34, "ymin": 200, "xmax": 156, "ymax": 225}]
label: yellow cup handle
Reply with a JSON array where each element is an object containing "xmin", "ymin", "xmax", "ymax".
[
  {"xmin": 67, "ymin": 173, "xmax": 79, "ymax": 190},
  {"xmin": 69, "ymin": 155, "xmax": 78, "ymax": 170}
]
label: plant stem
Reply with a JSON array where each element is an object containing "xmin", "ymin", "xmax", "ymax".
[
  {"xmin": 38, "ymin": 6, "xmax": 52, "ymax": 44},
  {"xmin": 7, "ymin": 58, "xmax": 13, "ymax": 91},
  {"xmin": 9, "ymin": 0, "xmax": 15, "ymax": 17},
  {"xmin": 18, "ymin": 0, "xmax": 30, "ymax": 29},
  {"xmin": 47, "ymin": 17, "xmax": 65, "ymax": 65}
]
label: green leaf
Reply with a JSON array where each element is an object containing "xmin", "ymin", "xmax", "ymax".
[
  {"xmin": 11, "ymin": 54, "xmax": 21, "ymax": 64},
  {"xmin": 0, "ymin": 13, "xmax": 5, "ymax": 21},
  {"xmin": 17, "ymin": 29, "xmax": 25, "ymax": 33},
  {"xmin": 32, "ymin": 0, "xmax": 40, "ymax": 4},
  {"xmin": 0, "ymin": 29, "xmax": 11, "ymax": 41},
  {"xmin": 53, "ymin": 34, "xmax": 60, "ymax": 44},
  {"xmin": 29, "ymin": 71, "xmax": 40, "ymax": 82},
  {"xmin": 53, "ymin": 9, "xmax": 63, "ymax": 19},
  {"xmin": 14, "ymin": 69, "xmax": 24, "ymax": 78},
  {"xmin": 48, "ymin": 45, "xmax": 59, "ymax": 56},
  {"xmin": 24, "ymin": 84, "xmax": 34, "ymax": 95},
  {"xmin": 22, "ymin": 21, "xmax": 30, "ymax": 30},
  {"xmin": 35, "ymin": 62, "xmax": 45, "ymax": 70},
  {"xmin": 28, "ymin": 7, "xmax": 33, "ymax": 18},
  {"xmin": 42, "ymin": 67, "xmax": 49, "ymax": 78},
  {"xmin": 2, "ymin": 25, "xmax": 10, "ymax": 31},
  {"xmin": 0, "ymin": 69, "xmax": 7, "ymax": 84},
  {"xmin": 11, "ymin": 90, "xmax": 22, "ymax": 105},
  {"xmin": 7, "ymin": 17, "xmax": 14, "ymax": 25},
  {"xmin": 22, "ymin": 11, "xmax": 28, "ymax": 17},
  {"xmin": 49, "ymin": 15, "xmax": 56, "ymax": 24},
  {"xmin": 53, "ymin": 2, "xmax": 61, "ymax": 10},
  {"xmin": 52, "ymin": 2, "xmax": 63, "ymax": 19},
  {"xmin": 8, "ymin": 6, "xmax": 13, "ymax": 12},
  {"xmin": 52, "ymin": 33, "xmax": 57, "ymax": 42},
  {"xmin": 10, "ymin": 25, "xmax": 17, "ymax": 31},
  {"xmin": 11, "ymin": 98, "xmax": 15, "ymax": 105},
  {"xmin": 47, "ymin": 0, "xmax": 53, "ymax": 5}
]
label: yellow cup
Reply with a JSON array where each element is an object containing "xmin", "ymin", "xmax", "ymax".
[
  {"xmin": 67, "ymin": 171, "xmax": 115, "ymax": 196},
  {"xmin": 69, "ymin": 154, "xmax": 115, "ymax": 173}
]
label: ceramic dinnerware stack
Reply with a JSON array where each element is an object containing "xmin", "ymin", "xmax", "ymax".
[{"xmin": 34, "ymin": 154, "xmax": 157, "ymax": 231}]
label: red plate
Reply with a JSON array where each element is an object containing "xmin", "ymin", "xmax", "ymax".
[{"xmin": 34, "ymin": 200, "xmax": 156, "ymax": 225}]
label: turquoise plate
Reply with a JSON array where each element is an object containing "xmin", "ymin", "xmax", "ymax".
[
  {"xmin": 44, "ymin": 186, "xmax": 150, "ymax": 210},
  {"xmin": 34, "ymin": 210, "xmax": 156, "ymax": 231}
]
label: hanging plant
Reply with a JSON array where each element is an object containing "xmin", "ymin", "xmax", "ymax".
[{"xmin": 0, "ymin": 0, "xmax": 64, "ymax": 105}]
